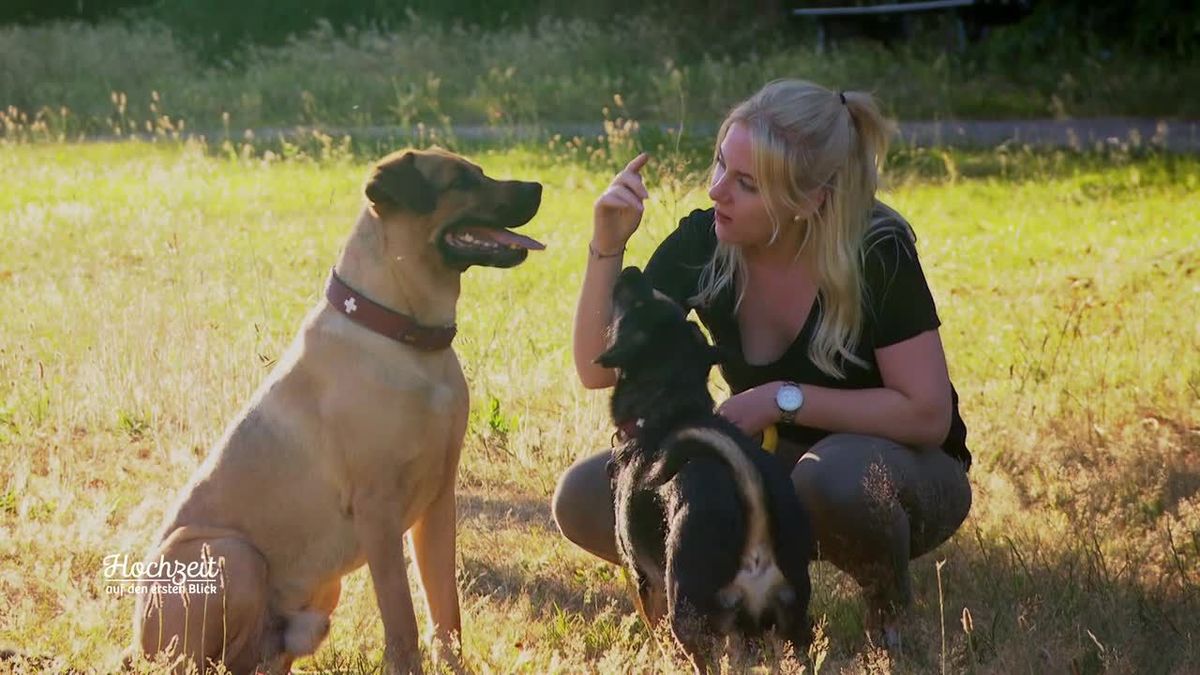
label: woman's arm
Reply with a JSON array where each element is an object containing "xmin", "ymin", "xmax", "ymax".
[
  {"xmin": 572, "ymin": 251, "xmax": 624, "ymax": 389},
  {"xmin": 717, "ymin": 330, "xmax": 953, "ymax": 447},
  {"xmin": 572, "ymin": 153, "xmax": 650, "ymax": 389}
]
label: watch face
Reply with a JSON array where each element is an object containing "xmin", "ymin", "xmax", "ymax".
[{"xmin": 777, "ymin": 385, "xmax": 803, "ymax": 411}]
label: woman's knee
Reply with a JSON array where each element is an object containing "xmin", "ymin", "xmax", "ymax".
[
  {"xmin": 791, "ymin": 434, "xmax": 898, "ymax": 515},
  {"xmin": 792, "ymin": 434, "xmax": 973, "ymax": 557},
  {"xmin": 550, "ymin": 462, "xmax": 587, "ymax": 540},
  {"xmin": 551, "ymin": 451, "xmax": 614, "ymax": 545}
]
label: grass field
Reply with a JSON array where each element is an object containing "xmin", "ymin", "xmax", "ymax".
[{"xmin": 0, "ymin": 137, "xmax": 1198, "ymax": 673}]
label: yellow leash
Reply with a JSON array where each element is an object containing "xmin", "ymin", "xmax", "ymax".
[{"xmin": 760, "ymin": 424, "xmax": 779, "ymax": 453}]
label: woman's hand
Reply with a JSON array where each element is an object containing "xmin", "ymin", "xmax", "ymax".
[
  {"xmin": 716, "ymin": 384, "xmax": 779, "ymax": 437},
  {"xmin": 592, "ymin": 153, "xmax": 650, "ymax": 254}
]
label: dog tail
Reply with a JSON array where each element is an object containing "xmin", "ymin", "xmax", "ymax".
[{"xmin": 649, "ymin": 427, "xmax": 773, "ymax": 566}]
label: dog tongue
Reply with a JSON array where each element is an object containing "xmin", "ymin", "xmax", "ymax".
[{"xmin": 461, "ymin": 225, "xmax": 545, "ymax": 250}]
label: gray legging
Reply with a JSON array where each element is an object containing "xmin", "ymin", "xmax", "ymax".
[{"xmin": 551, "ymin": 433, "xmax": 971, "ymax": 618}]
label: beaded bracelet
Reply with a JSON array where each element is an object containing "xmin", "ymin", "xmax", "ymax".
[{"xmin": 588, "ymin": 242, "xmax": 626, "ymax": 259}]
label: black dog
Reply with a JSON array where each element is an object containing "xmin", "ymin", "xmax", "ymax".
[{"xmin": 596, "ymin": 267, "xmax": 813, "ymax": 671}]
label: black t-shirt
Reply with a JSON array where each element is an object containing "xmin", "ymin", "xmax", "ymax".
[{"xmin": 643, "ymin": 205, "xmax": 971, "ymax": 468}]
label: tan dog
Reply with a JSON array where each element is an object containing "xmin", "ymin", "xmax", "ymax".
[{"xmin": 129, "ymin": 148, "xmax": 543, "ymax": 674}]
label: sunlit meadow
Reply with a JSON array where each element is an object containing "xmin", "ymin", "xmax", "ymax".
[{"xmin": 0, "ymin": 126, "xmax": 1197, "ymax": 673}]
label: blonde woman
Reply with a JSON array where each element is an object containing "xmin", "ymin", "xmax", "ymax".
[{"xmin": 553, "ymin": 79, "xmax": 972, "ymax": 645}]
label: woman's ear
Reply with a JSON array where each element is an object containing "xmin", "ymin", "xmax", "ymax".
[
  {"xmin": 791, "ymin": 186, "xmax": 829, "ymax": 224},
  {"xmin": 807, "ymin": 186, "xmax": 829, "ymax": 214}
]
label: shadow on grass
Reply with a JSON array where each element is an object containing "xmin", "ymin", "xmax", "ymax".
[
  {"xmin": 458, "ymin": 490, "xmax": 558, "ymax": 536},
  {"xmin": 906, "ymin": 520, "xmax": 1200, "ymax": 674},
  {"xmin": 458, "ymin": 489, "xmax": 631, "ymax": 617},
  {"xmin": 460, "ymin": 553, "xmax": 629, "ymax": 617},
  {"xmin": 457, "ymin": 458, "xmax": 1199, "ymax": 673}
]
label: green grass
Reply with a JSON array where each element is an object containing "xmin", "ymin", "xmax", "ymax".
[{"xmin": 0, "ymin": 138, "xmax": 1197, "ymax": 672}]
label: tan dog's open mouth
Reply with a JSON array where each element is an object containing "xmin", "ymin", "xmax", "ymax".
[
  {"xmin": 437, "ymin": 181, "xmax": 545, "ymax": 269},
  {"xmin": 439, "ymin": 221, "xmax": 544, "ymax": 269},
  {"xmin": 442, "ymin": 222, "xmax": 545, "ymax": 255}
]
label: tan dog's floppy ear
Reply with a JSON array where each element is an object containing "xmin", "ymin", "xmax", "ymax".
[{"xmin": 365, "ymin": 151, "xmax": 436, "ymax": 214}]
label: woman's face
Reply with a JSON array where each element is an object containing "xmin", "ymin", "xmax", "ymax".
[
  {"xmin": 708, "ymin": 121, "xmax": 826, "ymax": 256},
  {"xmin": 708, "ymin": 122, "xmax": 774, "ymax": 248}
]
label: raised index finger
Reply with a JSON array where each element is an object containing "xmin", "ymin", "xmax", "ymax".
[{"xmin": 624, "ymin": 152, "xmax": 650, "ymax": 175}]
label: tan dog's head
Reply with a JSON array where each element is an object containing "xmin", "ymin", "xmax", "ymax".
[{"xmin": 364, "ymin": 148, "xmax": 544, "ymax": 271}]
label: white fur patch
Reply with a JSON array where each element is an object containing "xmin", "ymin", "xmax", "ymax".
[{"xmin": 728, "ymin": 550, "xmax": 788, "ymax": 617}]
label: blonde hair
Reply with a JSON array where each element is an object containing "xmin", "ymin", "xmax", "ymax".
[{"xmin": 693, "ymin": 79, "xmax": 895, "ymax": 379}]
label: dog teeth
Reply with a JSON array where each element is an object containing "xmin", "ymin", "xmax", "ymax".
[
  {"xmin": 448, "ymin": 232, "xmax": 500, "ymax": 250},
  {"xmin": 445, "ymin": 230, "xmax": 526, "ymax": 253}
]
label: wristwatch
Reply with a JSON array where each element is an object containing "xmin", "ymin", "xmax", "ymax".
[{"xmin": 775, "ymin": 382, "xmax": 805, "ymax": 425}]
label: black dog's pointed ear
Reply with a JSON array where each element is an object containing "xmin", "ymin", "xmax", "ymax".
[
  {"xmin": 617, "ymin": 266, "xmax": 644, "ymax": 283},
  {"xmin": 594, "ymin": 344, "xmax": 624, "ymax": 369},
  {"xmin": 365, "ymin": 151, "xmax": 436, "ymax": 214},
  {"xmin": 595, "ymin": 327, "xmax": 648, "ymax": 369},
  {"xmin": 613, "ymin": 266, "xmax": 653, "ymax": 307}
]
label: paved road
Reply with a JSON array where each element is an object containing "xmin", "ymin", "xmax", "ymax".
[
  {"xmin": 90, "ymin": 118, "xmax": 1200, "ymax": 153},
  {"xmin": 295, "ymin": 118, "xmax": 1200, "ymax": 153},
  {"xmin": 896, "ymin": 118, "xmax": 1199, "ymax": 152}
]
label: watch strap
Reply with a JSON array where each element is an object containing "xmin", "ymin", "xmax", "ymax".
[{"xmin": 777, "ymin": 381, "xmax": 801, "ymax": 425}]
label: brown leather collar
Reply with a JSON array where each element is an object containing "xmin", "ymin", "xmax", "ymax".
[
  {"xmin": 325, "ymin": 268, "xmax": 457, "ymax": 351},
  {"xmin": 613, "ymin": 418, "xmax": 643, "ymax": 446}
]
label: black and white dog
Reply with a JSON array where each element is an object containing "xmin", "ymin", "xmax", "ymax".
[{"xmin": 597, "ymin": 267, "xmax": 813, "ymax": 671}]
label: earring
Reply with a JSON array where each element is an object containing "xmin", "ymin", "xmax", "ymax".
[{"xmin": 792, "ymin": 214, "xmax": 802, "ymax": 222}]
